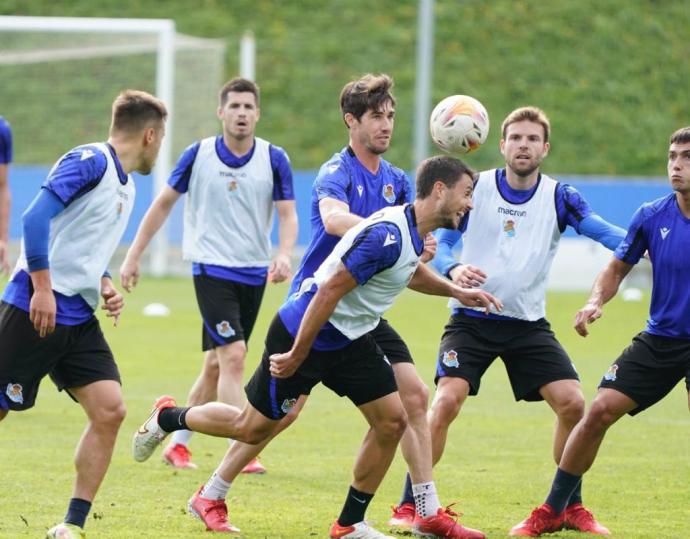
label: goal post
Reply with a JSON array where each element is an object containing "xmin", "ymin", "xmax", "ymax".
[{"xmin": 0, "ymin": 15, "xmax": 226, "ymax": 276}]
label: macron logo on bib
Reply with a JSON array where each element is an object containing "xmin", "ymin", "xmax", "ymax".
[
  {"xmin": 80, "ymin": 149, "xmax": 95, "ymax": 161},
  {"xmin": 383, "ymin": 233, "xmax": 397, "ymax": 247}
]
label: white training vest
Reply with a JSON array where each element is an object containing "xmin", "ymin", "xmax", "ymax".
[
  {"xmin": 182, "ymin": 136, "xmax": 275, "ymax": 267},
  {"xmin": 313, "ymin": 205, "xmax": 421, "ymax": 340},
  {"xmin": 451, "ymin": 169, "xmax": 560, "ymax": 320},
  {"xmin": 16, "ymin": 142, "xmax": 135, "ymax": 309}
]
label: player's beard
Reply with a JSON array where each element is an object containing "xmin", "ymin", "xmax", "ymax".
[{"xmin": 507, "ymin": 157, "xmax": 541, "ymax": 178}]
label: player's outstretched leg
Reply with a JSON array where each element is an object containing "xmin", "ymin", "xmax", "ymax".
[{"xmin": 132, "ymin": 395, "xmax": 177, "ymax": 462}]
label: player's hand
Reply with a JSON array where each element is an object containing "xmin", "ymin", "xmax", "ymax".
[
  {"xmin": 268, "ymin": 350, "xmax": 304, "ymax": 379},
  {"xmin": 101, "ymin": 278, "xmax": 124, "ymax": 327},
  {"xmin": 0, "ymin": 240, "xmax": 10, "ymax": 274},
  {"xmin": 449, "ymin": 264, "xmax": 487, "ymax": 288},
  {"xmin": 29, "ymin": 288, "xmax": 56, "ymax": 338},
  {"xmin": 269, "ymin": 253, "xmax": 292, "ymax": 284},
  {"xmin": 420, "ymin": 234, "xmax": 437, "ymax": 263},
  {"xmin": 119, "ymin": 255, "xmax": 140, "ymax": 293},
  {"xmin": 574, "ymin": 302, "xmax": 602, "ymax": 337},
  {"xmin": 455, "ymin": 288, "xmax": 502, "ymax": 314}
]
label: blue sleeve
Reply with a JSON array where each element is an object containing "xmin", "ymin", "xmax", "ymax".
[
  {"xmin": 341, "ymin": 223, "xmax": 402, "ymax": 285},
  {"xmin": 578, "ymin": 214, "xmax": 627, "ymax": 251},
  {"xmin": 555, "ymin": 184, "xmax": 593, "ymax": 233},
  {"xmin": 167, "ymin": 142, "xmax": 201, "ymax": 193},
  {"xmin": 43, "ymin": 146, "xmax": 108, "ymax": 205},
  {"xmin": 315, "ymin": 160, "xmax": 351, "ymax": 204},
  {"xmin": 614, "ymin": 206, "xmax": 647, "ymax": 265},
  {"xmin": 269, "ymin": 144, "xmax": 295, "ymax": 201},
  {"xmin": 432, "ymin": 228, "xmax": 463, "ymax": 277},
  {"xmin": 0, "ymin": 120, "xmax": 12, "ymax": 164},
  {"xmin": 396, "ymin": 170, "xmax": 412, "ymax": 204},
  {"xmin": 22, "ymin": 188, "xmax": 66, "ymax": 271}
]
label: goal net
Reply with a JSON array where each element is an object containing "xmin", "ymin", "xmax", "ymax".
[{"xmin": 0, "ymin": 16, "xmax": 226, "ymax": 275}]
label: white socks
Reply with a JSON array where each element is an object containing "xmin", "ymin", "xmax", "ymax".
[
  {"xmin": 412, "ymin": 481, "xmax": 441, "ymax": 519},
  {"xmin": 199, "ymin": 471, "xmax": 232, "ymax": 500},
  {"xmin": 170, "ymin": 429, "xmax": 193, "ymax": 446}
]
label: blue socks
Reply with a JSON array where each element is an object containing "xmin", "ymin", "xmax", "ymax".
[
  {"xmin": 399, "ymin": 473, "xmax": 414, "ymax": 505},
  {"xmin": 65, "ymin": 497, "xmax": 91, "ymax": 529},
  {"xmin": 545, "ymin": 468, "xmax": 582, "ymax": 513}
]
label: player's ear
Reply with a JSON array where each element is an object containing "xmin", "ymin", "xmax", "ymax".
[
  {"xmin": 499, "ymin": 138, "xmax": 506, "ymax": 156},
  {"xmin": 143, "ymin": 126, "xmax": 156, "ymax": 146},
  {"xmin": 343, "ymin": 112, "xmax": 355, "ymax": 129},
  {"xmin": 542, "ymin": 141, "xmax": 550, "ymax": 157}
]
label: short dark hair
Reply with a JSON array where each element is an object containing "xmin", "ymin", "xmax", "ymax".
[
  {"xmin": 110, "ymin": 90, "xmax": 167, "ymax": 134},
  {"xmin": 416, "ymin": 155, "xmax": 475, "ymax": 199},
  {"xmin": 219, "ymin": 78, "xmax": 260, "ymax": 107},
  {"xmin": 501, "ymin": 106, "xmax": 551, "ymax": 143},
  {"xmin": 670, "ymin": 127, "xmax": 690, "ymax": 145},
  {"xmin": 340, "ymin": 73, "xmax": 396, "ymax": 123}
]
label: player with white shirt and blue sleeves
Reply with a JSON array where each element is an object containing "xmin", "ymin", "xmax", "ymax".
[
  {"xmin": 0, "ymin": 115, "xmax": 12, "ymax": 273},
  {"xmin": 512, "ymin": 126, "xmax": 690, "ymax": 537},
  {"xmin": 131, "ymin": 155, "xmax": 501, "ymax": 539},
  {"xmin": 120, "ymin": 78, "xmax": 298, "ymax": 472},
  {"xmin": 388, "ymin": 107, "xmax": 625, "ymax": 536},
  {"xmin": 0, "ymin": 90, "xmax": 167, "ymax": 539}
]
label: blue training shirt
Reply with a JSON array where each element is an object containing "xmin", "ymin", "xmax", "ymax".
[
  {"xmin": 0, "ymin": 116, "xmax": 12, "ymax": 164},
  {"xmin": 2, "ymin": 143, "xmax": 124, "ymax": 325},
  {"xmin": 615, "ymin": 193, "xmax": 690, "ymax": 339},
  {"xmin": 289, "ymin": 146, "xmax": 411, "ymax": 295},
  {"xmin": 433, "ymin": 168, "xmax": 626, "ymax": 320},
  {"xmin": 279, "ymin": 217, "xmax": 410, "ymax": 351},
  {"xmin": 167, "ymin": 136, "xmax": 294, "ymax": 286}
]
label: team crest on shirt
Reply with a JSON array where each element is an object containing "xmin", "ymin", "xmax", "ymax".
[
  {"xmin": 382, "ymin": 183, "xmax": 396, "ymax": 203},
  {"xmin": 216, "ymin": 320, "xmax": 236, "ymax": 338},
  {"xmin": 503, "ymin": 219, "xmax": 516, "ymax": 238},
  {"xmin": 281, "ymin": 398, "xmax": 298, "ymax": 414},
  {"xmin": 441, "ymin": 350, "xmax": 459, "ymax": 368},
  {"xmin": 227, "ymin": 179, "xmax": 239, "ymax": 194},
  {"xmin": 603, "ymin": 364, "xmax": 618, "ymax": 381},
  {"xmin": 5, "ymin": 383, "xmax": 23, "ymax": 404}
]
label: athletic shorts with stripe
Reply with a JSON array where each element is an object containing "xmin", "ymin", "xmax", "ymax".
[
  {"xmin": 193, "ymin": 273, "xmax": 266, "ymax": 351},
  {"xmin": 245, "ymin": 314, "xmax": 398, "ymax": 420},
  {"xmin": 435, "ymin": 311, "xmax": 579, "ymax": 401},
  {"xmin": 0, "ymin": 302, "xmax": 120, "ymax": 411},
  {"xmin": 598, "ymin": 331, "xmax": 690, "ymax": 416}
]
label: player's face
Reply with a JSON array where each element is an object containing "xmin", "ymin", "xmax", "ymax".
[
  {"xmin": 351, "ymin": 102, "xmax": 395, "ymax": 155},
  {"xmin": 138, "ymin": 122, "xmax": 166, "ymax": 175},
  {"xmin": 500, "ymin": 120, "xmax": 550, "ymax": 177},
  {"xmin": 668, "ymin": 141, "xmax": 690, "ymax": 195},
  {"xmin": 218, "ymin": 91, "xmax": 260, "ymax": 141},
  {"xmin": 438, "ymin": 173, "xmax": 474, "ymax": 229}
]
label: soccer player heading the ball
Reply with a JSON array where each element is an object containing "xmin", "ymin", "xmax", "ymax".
[
  {"xmin": 0, "ymin": 91, "xmax": 167, "ymax": 539},
  {"xmin": 133, "ymin": 155, "xmax": 502, "ymax": 539},
  {"xmin": 511, "ymin": 126, "xmax": 690, "ymax": 536},
  {"xmin": 389, "ymin": 106, "xmax": 627, "ymax": 535}
]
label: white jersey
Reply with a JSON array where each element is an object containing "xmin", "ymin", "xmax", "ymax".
[
  {"xmin": 15, "ymin": 142, "xmax": 135, "ymax": 309},
  {"xmin": 314, "ymin": 205, "xmax": 422, "ymax": 340},
  {"xmin": 452, "ymin": 169, "xmax": 560, "ymax": 320},
  {"xmin": 182, "ymin": 136, "xmax": 276, "ymax": 267}
]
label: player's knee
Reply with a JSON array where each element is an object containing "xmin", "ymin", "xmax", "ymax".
[
  {"xmin": 583, "ymin": 399, "xmax": 618, "ymax": 432},
  {"xmin": 377, "ymin": 410, "xmax": 408, "ymax": 442},
  {"xmin": 431, "ymin": 387, "xmax": 464, "ymax": 424},
  {"xmin": 93, "ymin": 401, "xmax": 127, "ymax": 430},
  {"xmin": 400, "ymin": 381, "xmax": 429, "ymax": 420},
  {"xmin": 555, "ymin": 393, "xmax": 585, "ymax": 423},
  {"xmin": 217, "ymin": 342, "xmax": 247, "ymax": 370}
]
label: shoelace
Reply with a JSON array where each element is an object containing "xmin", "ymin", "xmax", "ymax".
[{"xmin": 203, "ymin": 500, "xmax": 229, "ymax": 523}]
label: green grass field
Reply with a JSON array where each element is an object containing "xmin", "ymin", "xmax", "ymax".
[{"xmin": 0, "ymin": 278, "xmax": 688, "ymax": 538}]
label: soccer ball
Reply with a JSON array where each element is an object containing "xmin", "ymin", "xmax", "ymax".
[{"xmin": 429, "ymin": 95, "xmax": 490, "ymax": 154}]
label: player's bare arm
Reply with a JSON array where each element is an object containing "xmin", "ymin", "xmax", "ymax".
[
  {"xmin": 319, "ymin": 197, "xmax": 362, "ymax": 237},
  {"xmin": 448, "ymin": 263, "xmax": 487, "ymax": 288},
  {"xmin": 0, "ymin": 163, "xmax": 10, "ymax": 273},
  {"xmin": 120, "ymin": 185, "xmax": 181, "ymax": 292},
  {"xmin": 574, "ymin": 256, "xmax": 633, "ymax": 337},
  {"xmin": 269, "ymin": 264, "xmax": 357, "ymax": 379},
  {"xmin": 408, "ymin": 263, "xmax": 502, "ymax": 314},
  {"xmin": 101, "ymin": 276, "xmax": 124, "ymax": 326},
  {"xmin": 28, "ymin": 268, "xmax": 56, "ymax": 337},
  {"xmin": 270, "ymin": 199, "xmax": 298, "ymax": 283},
  {"xmin": 419, "ymin": 233, "xmax": 437, "ymax": 263}
]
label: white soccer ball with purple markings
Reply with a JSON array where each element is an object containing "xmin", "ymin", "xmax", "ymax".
[{"xmin": 429, "ymin": 95, "xmax": 490, "ymax": 154}]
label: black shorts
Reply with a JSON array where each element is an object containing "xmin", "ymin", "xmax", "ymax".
[
  {"xmin": 193, "ymin": 273, "xmax": 266, "ymax": 351},
  {"xmin": 434, "ymin": 311, "xmax": 579, "ymax": 401},
  {"xmin": 0, "ymin": 302, "xmax": 120, "ymax": 411},
  {"xmin": 599, "ymin": 331, "xmax": 690, "ymax": 416},
  {"xmin": 245, "ymin": 315, "xmax": 398, "ymax": 420},
  {"xmin": 370, "ymin": 318, "xmax": 414, "ymax": 364}
]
